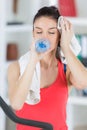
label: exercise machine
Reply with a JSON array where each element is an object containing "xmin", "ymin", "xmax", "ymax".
[{"xmin": 0, "ymin": 96, "xmax": 53, "ymax": 130}]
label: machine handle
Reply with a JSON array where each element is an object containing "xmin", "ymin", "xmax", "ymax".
[{"xmin": 0, "ymin": 96, "xmax": 53, "ymax": 130}]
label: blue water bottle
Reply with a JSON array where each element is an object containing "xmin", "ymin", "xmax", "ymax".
[{"xmin": 35, "ymin": 39, "xmax": 50, "ymax": 53}]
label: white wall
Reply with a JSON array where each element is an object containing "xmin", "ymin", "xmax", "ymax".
[
  {"xmin": 76, "ymin": 0, "xmax": 87, "ymax": 17},
  {"xmin": 3, "ymin": 1, "xmax": 87, "ymax": 130}
]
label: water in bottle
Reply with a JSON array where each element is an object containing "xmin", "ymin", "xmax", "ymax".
[{"xmin": 35, "ymin": 39, "xmax": 50, "ymax": 53}]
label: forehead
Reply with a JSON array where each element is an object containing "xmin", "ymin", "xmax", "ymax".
[{"xmin": 34, "ymin": 16, "xmax": 57, "ymax": 29}]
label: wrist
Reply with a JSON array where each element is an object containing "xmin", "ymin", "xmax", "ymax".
[{"xmin": 61, "ymin": 44, "xmax": 70, "ymax": 53}]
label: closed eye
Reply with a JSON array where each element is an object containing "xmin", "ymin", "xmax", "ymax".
[
  {"xmin": 48, "ymin": 32, "xmax": 55, "ymax": 34},
  {"xmin": 36, "ymin": 32, "xmax": 42, "ymax": 34}
]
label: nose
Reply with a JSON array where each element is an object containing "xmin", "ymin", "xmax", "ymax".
[{"xmin": 41, "ymin": 32, "xmax": 48, "ymax": 40}]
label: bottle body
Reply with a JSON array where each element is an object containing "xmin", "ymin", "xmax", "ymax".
[{"xmin": 35, "ymin": 39, "xmax": 50, "ymax": 53}]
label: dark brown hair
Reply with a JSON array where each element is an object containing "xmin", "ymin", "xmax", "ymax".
[{"xmin": 33, "ymin": 6, "xmax": 60, "ymax": 24}]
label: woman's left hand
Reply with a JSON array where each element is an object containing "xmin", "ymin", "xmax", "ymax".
[{"xmin": 60, "ymin": 17, "xmax": 73, "ymax": 52}]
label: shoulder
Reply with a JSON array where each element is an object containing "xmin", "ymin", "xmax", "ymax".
[
  {"xmin": 7, "ymin": 51, "xmax": 30, "ymax": 77},
  {"xmin": 7, "ymin": 61, "xmax": 20, "ymax": 86},
  {"xmin": 8, "ymin": 51, "xmax": 30, "ymax": 75}
]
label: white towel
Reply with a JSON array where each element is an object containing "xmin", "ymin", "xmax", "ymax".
[{"xmin": 18, "ymin": 51, "xmax": 41, "ymax": 105}]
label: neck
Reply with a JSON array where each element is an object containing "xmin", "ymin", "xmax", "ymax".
[{"xmin": 40, "ymin": 51, "xmax": 57, "ymax": 69}]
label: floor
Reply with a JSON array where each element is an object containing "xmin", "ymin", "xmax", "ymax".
[
  {"xmin": 6, "ymin": 117, "xmax": 87, "ymax": 130},
  {"xmin": 74, "ymin": 126, "xmax": 87, "ymax": 130},
  {"xmin": 6, "ymin": 117, "xmax": 16, "ymax": 130}
]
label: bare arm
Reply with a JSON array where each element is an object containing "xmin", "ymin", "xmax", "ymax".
[
  {"xmin": 8, "ymin": 56, "xmax": 37, "ymax": 110},
  {"xmin": 65, "ymin": 50, "xmax": 87, "ymax": 89},
  {"xmin": 8, "ymin": 42, "xmax": 53, "ymax": 110},
  {"xmin": 60, "ymin": 18, "xmax": 87, "ymax": 89}
]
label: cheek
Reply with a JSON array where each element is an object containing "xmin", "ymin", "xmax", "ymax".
[
  {"xmin": 33, "ymin": 33, "xmax": 40, "ymax": 41},
  {"xmin": 50, "ymin": 37, "xmax": 58, "ymax": 48},
  {"xmin": 50, "ymin": 41, "xmax": 58, "ymax": 50},
  {"xmin": 33, "ymin": 31, "xmax": 40, "ymax": 40}
]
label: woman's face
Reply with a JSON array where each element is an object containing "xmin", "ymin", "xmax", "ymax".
[{"xmin": 33, "ymin": 16, "xmax": 60, "ymax": 51}]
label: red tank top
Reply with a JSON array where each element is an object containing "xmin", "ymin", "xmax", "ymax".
[{"xmin": 16, "ymin": 60, "xmax": 68, "ymax": 130}]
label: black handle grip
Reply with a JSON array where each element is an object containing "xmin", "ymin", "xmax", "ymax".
[{"xmin": 0, "ymin": 96, "xmax": 53, "ymax": 130}]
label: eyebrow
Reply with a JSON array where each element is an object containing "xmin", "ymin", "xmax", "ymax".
[
  {"xmin": 34, "ymin": 26, "xmax": 57, "ymax": 30},
  {"xmin": 34, "ymin": 27, "xmax": 42, "ymax": 29},
  {"xmin": 48, "ymin": 27, "xmax": 57, "ymax": 30}
]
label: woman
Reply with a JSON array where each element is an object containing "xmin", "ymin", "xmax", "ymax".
[{"xmin": 7, "ymin": 6, "xmax": 87, "ymax": 130}]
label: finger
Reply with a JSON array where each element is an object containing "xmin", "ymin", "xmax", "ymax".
[
  {"xmin": 67, "ymin": 20, "xmax": 72, "ymax": 29},
  {"xmin": 64, "ymin": 19, "xmax": 70, "ymax": 31},
  {"xmin": 69, "ymin": 22, "xmax": 73, "ymax": 31},
  {"xmin": 60, "ymin": 18, "xmax": 66, "ymax": 32}
]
